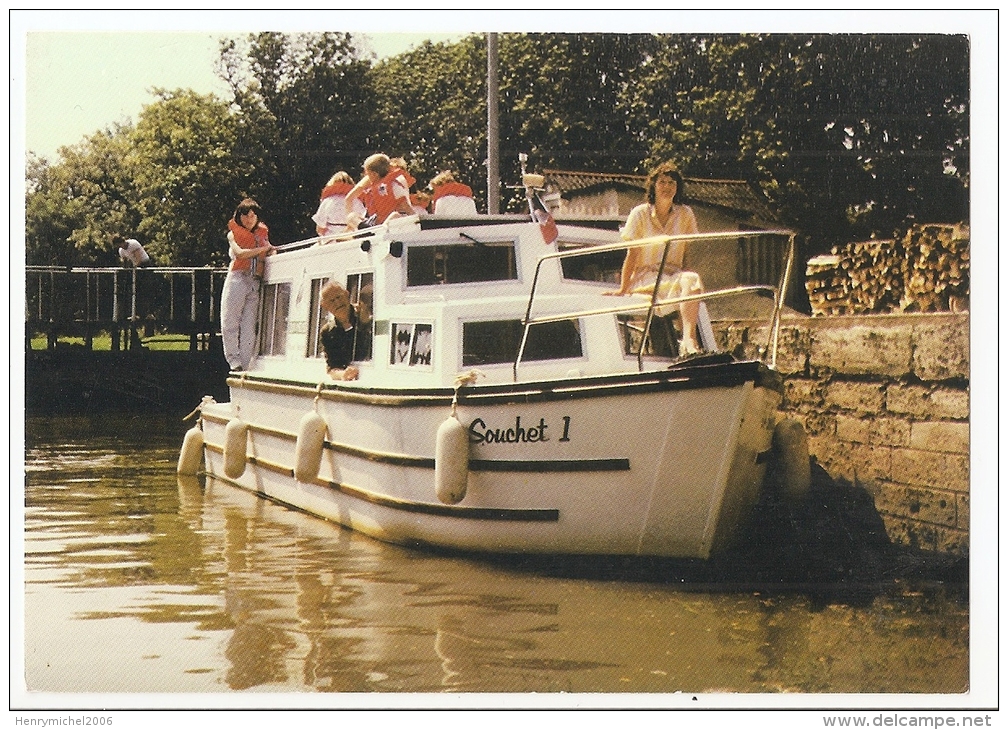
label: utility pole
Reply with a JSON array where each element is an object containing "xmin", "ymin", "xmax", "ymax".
[{"xmin": 486, "ymin": 32, "xmax": 500, "ymax": 214}]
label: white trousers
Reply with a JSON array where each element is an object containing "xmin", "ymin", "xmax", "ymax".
[{"xmin": 220, "ymin": 269, "xmax": 260, "ymax": 369}]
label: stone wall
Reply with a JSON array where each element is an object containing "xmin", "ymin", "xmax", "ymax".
[{"xmin": 718, "ymin": 312, "xmax": 970, "ymax": 556}]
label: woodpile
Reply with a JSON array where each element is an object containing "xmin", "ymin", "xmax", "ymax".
[
  {"xmin": 805, "ymin": 254, "xmax": 849, "ymax": 316},
  {"xmin": 805, "ymin": 223, "xmax": 969, "ymax": 316},
  {"xmin": 901, "ymin": 223, "xmax": 970, "ymax": 313}
]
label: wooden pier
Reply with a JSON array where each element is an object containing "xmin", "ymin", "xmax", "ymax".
[
  {"xmin": 26, "ymin": 265, "xmax": 228, "ymax": 352},
  {"xmin": 25, "ymin": 266, "xmax": 232, "ymax": 416}
]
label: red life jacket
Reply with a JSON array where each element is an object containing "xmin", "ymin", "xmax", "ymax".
[
  {"xmin": 227, "ymin": 219, "xmax": 269, "ymax": 272},
  {"xmin": 320, "ymin": 181, "xmax": 353, "ymax": 200},
  {"xmin": 431, "ymin": 181, "xmax": 474, "ymax": 203},
  {"xmin": 410, "ymin": 193, "xmax": 431, "ymax": 213},
  {"xmin": 392, "ymin": 166, "xmax": 416, "ymax": 188},
  {"xmin": 362, "ymin": 170, "xmax": 409, "ymax": 224}
]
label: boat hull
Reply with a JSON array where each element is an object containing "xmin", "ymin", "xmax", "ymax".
[{"xmin": 198, "ymin": 360, "xmax": 782, "ymax": 559}]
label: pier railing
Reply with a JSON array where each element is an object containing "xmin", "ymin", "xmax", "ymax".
[{"xmin": 26, "ymin": 265, "xmax": 229, "ymax": 352}]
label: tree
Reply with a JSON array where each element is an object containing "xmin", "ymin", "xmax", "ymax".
[
  {"xmin": 366, "ymin": 33, "xmax": 657, "ymax": 213},
  {"xmin": 25, "ymin": 32, "xmax": 970, "ymax": 268},
  {"xmin": 499, "ymin": 33, "xmax": 654, "ymax": 174},
  {"xmin": 628, "ymin": 33, "xmax": 970, "ymax": 252},
  {"xmin": 129, "ymin": 89, "xmax": 251, "ymax": 266},
  {"xmin": 25, "ymin": 125, "xmax": 137, "ymax": 266},
  {"xmin": 368, "ymin": 35, "xmax": 487, "ymax": 206},
  {"xmin": 26, "ymin": 153, "xmax": 76, "ymax": 266},
  {"xmin": 221, "ymin": 32, "xmax": 375, "ymax": 243}
]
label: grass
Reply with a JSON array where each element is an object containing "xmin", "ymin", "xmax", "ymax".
[{"xmin": 28, "ymin": 331, "xmax": 201, "ymax": 352}]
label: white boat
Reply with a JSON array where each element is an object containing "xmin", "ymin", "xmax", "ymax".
[{"xmin": 180, "ymin": 174, "xmax": 800, "ymax": 560}]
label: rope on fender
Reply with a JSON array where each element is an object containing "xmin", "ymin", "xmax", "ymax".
[
  {"xmin": 451, "ymin": 369, "xmax": 483, "ymax": 417},
  {"xmin": 182, "ymin": 395, "xmax": 216, "ymax": 423}
]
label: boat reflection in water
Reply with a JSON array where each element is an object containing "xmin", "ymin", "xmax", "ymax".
[
  {"xmin": 176, "ymin": 472, "xmax": 968, "ymax": 694},
  {"xmin": 23, "ymin": 422, "xmax": 968, "ymax": 696}
]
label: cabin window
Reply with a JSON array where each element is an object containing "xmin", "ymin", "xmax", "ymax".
[
  {"xmin": 390, "ymin": 322, "xmax": 433, "ymax": 368},
  {"xmin": 406, "ymin": 239, "xmax": 517, "ymax": 286},
  {"xmin": 306, "ymin": 273, "xmax": 374, "ymax": 362},
  {"xmin": 258, "ymin": 281, "xmax": 291, "ymax": 356},
  {"xmin": 305, "ymin": 278, "xmax": 326, "ymax": 358},
  {"xmin": 346, "ymin": 272, "xmax": 374, "ymax": 362},
  {"xmin": 559, "ymin": 245, "xmax": 624, "ymax": 284},
  {"xmin": 462, "ymin": 319, "xmax": 582, "ymax": 366}
]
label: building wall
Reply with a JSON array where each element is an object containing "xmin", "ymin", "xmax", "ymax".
[
  {"xmin": 556, "ymin": 189, "xmax": 641, "ymax": 218},
  {"xmin": 689, "ymin": 210, "xmax": 749, "ymax": 292},
  {"xmin": 716, "ymin": 312, "xmax": 970, "ymax": 556}
]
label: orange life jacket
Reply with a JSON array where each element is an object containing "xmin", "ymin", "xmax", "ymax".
[
  {"xmin": 362, "ymin": 170, "xmax": 410, "ymax": 224},
  {"xmin": 320, "ymin": 181, "xmax": 354, "ymax": 200},
  {"xmin": 392, "ymin": 166, "xmax": 416, "ymax": 188},
  {"xmin": 410, "ymin": 193, "xmax": 431, "ymax": 213},
  {"xmin": 227, "ymin": 219, "xmax": 269, "ymax": 273},
  {"xmin": 431, "ymin": 181, "xmax": 474, "ymax": 203}
]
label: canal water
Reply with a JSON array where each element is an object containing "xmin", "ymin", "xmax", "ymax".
[{"xmin": 20, "ymin": 415, "xmax": 969, "ymax": 699}]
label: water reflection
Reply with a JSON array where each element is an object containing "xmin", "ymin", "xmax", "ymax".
[{"xmin": 23, "ymin": 416, "xmax": 968, "ymax": 695}]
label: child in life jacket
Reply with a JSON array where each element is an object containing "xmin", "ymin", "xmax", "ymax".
[
  {"xmin": 345, "ymin": 154, "xmax": 415, "ymax": 229},
  {"xmin": 390, "ymin": 157, "xmax": 431, "ymax": 215},
  {"xmin": 313, "ymin": 171, "xmax": 366, "ymax": 237},
  {"xmin": 429, "ymin": 170, "xmax": 478, "ymax": 216}
]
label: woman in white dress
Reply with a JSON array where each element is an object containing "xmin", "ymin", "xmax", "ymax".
[{"xmin": 606, "ymin": 161, "xmax": 704, "ymax": 355}]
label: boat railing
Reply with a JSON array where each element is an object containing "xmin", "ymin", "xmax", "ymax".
[
  {"xmin": 516, "ymin": 229, "xmax": 797, "ymax": 378},
  {"xmin": 272, "ymin": 226, "xmax": 382, "ymax": 254}
]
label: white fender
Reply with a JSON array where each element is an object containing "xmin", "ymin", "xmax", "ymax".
[
  {"xmin": 294, "ymin": 410, "xmax": 328, "ymax": 483},
  {"xmin": 177, "ymin": 425, "xmax": 204, "ymax": 475},
  {"xmin": 773, "ymin": 417, "xmax": 811, "ymax": 500},
  {"xmin": 223, "ymin": 418, "xmax": 249, "ymax": 479},
  {"xmin": 435, "ymin": 415, "xmax": 469, "ymax": 504}
]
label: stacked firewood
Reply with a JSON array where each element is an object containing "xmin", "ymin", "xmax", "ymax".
[
  {"xmin": 804, "ymin": 254, "xmax": 848, "ymax": 316},
  {"xmin": 900, "ymin": 223, "xmax": 970, "ymax": 313},
  {"xmin": 804, "ymin": 239, "xmax": 903, "ymax": 316},
  {"xmin": 805, "ymin": 223, "xmax": 969, "ymax": 315},
  {"xmin": 843, "ymin": 238, "xmax": 904, "ymax": 314}
]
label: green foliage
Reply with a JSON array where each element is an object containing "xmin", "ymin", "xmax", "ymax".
[
  {"xmin": 226, "ymin": 32, "xmax": 376, "ymax": 243},
  {"xmin": 627, "ymin": 34, "xmax": 969, "ymax": 252},
  {"xmin": 500, "ymin": 33, "xmax": 653, "ymax": 172},
  {"xmin": 130, "ymin": 89, "xmax": 249, "ymax": 265},
  {"xmin": 368, "ymin": 35, "xmax": 487, "ymax": 205},
  {"xmin": 26, "ymin": 127, "xmax": 137, "ymax": 266},
  {"xmin": 25, "ymin": 32, "xmax": 970, "ymax": 266}
]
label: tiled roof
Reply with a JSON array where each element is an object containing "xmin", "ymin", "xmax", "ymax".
[
  {"xmin": 542, "ymin": 169, "xmax": 779, "ymax": 226},
  {"xmin": 543, "ymin": 169, "xmax": 646, "ymax": 194}
]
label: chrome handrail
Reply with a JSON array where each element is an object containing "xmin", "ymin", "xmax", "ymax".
[
  {"xmin": 521, "ymin": 285, "xmax": 779, "ymax": 327},
  {"xmin": 274, "ymin": 226, "xmax": 381, "ymax": 253},
  {"xmin": 766, "ymin": 234, "xmax": 798, "ymax": 370},
  {"xmin": 515, "ymin": 229, "xmax": 797, "ymax": 379},
  {"xmin": 26, "ymin": 265, "xmax": 224, "ymax": 273}
]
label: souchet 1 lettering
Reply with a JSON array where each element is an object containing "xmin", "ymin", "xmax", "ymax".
[{"xmin": 468, "ymin": 416, "xmax": 551, "ymax": 445}]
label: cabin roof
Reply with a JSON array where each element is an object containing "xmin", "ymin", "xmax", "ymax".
[{"xmin": 542, "ymin": 169, "xmax": 779, "ymax": 227}]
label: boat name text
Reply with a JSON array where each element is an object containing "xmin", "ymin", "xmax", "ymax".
[{"xmin": 468, "ymin": 415, "xmax": 571, "ymax": 445}]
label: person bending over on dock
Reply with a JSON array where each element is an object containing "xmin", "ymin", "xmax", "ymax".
[
  {"xmin": 221, "ymin": 198, "xmax": 276, "ymax": 371},
  {"xmin": 113, "ymin": 235, "xmax": 152, "ymax": 267},
  {"xmin": 604, "ymin": 161, "xmax": 704, "ymax": 356},
  {"xmin": 318, "ymin": 281, "xmax": 360, "ymax": 381},
  {"xmin": 112, "ymin": 234, "xmax": 155, "ymax": 344},
  {"xmin": 344, "ymin": 153, "xmax": 415, "ymax": 229}
]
